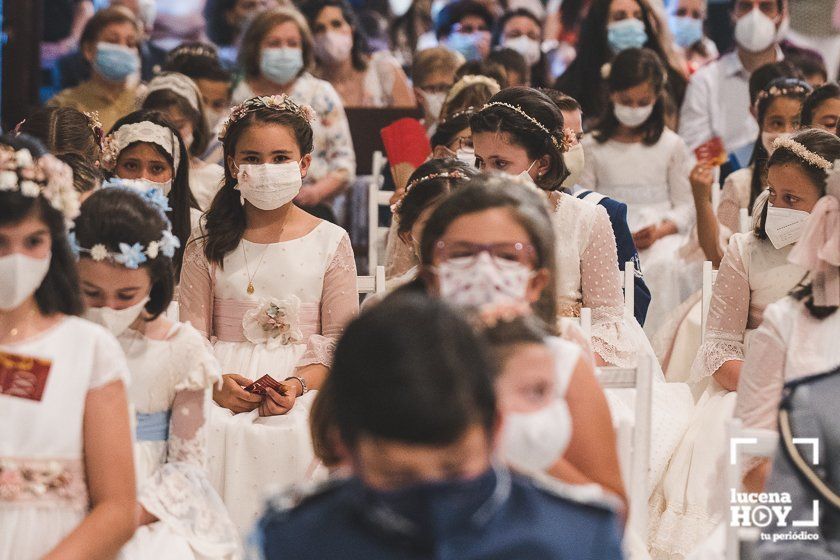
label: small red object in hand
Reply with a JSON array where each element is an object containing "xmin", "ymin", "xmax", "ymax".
[
  {"xmin": 244, "ymin": 374, "xmax": 288, "ymax": 396},
  {"xmin": 694, "ymin": 137, "xmax": 727, "ymax": 167}
]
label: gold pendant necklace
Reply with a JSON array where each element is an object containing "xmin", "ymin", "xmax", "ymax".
[{"xmin": 242, "ymin": 207, "xmax": 292, "ymax": 295}]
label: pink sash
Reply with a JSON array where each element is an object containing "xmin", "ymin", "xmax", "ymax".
[{"xmin": 213, "ymin": 298, "xmax": 321, "ymax": 343}]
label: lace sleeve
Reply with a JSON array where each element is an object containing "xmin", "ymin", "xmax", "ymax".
[
  {"xmin": 384, "ymin": 216, "xmax": 418, "ymax": 280},
  {"xmin": 178, "ymin": 235, "xmax": 213, "ymax": 339},
  {"xmin": 664, "ymin": 136, "xmax": 695, "ymax": 234},
  {"xmin": 735, "ymin": 305, "xmax": 788, "ymax": 432},
  {"xmin": 717, "ymin": 174, "xmax": 741, "ymax": 239},
  {"xmin": 298, "ymin": 233, "xmax": 359, "ymax": 368},
  {"xmin": 580, "ymin": 206, "xmax": 638, "ymax": 367},
  {"xmin": 167, "ymin": 389, "xmax": 208, "ymax": 470},
  {"xmin": 689, "ymin": 235, "xmax": 750, "ymax": 383}
]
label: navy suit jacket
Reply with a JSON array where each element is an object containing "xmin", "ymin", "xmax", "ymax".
[
  {"xmin": 575, "ymin": 189, "xmax": 651, "ymax": 326},
  {"xmin": 258, "ymin": 469, "xmax": 624, "ymax": 560}
]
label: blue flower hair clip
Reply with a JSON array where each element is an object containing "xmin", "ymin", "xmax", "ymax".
[
  {"xmin": 114, "ymin": 242, "xmax": 148, "ymax": 269},
  {"xmin": 159, "ymin": 229, "xmax": 180, "ymax": 258},
  {"xmin": 70, "ymin": 231, "xmax": 180, "ymax": 269},
  {"xmin": 101, "ymin": 178, "xmax": 172, "ymax": 213}
]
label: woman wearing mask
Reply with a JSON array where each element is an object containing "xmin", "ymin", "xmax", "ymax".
[
  {"xmin": 179, "ymin": 94, "xmax": 358, "ymax": 532},
  {"xmin": 435, "ymin": 0, "xmax": 495, "ymax": 62},
  {"xmin": 49, "ymin": 6, "xmax": 143, "ymax": 131},
  {"xmin": 554, "ymin": 0, "xmax": 687, "ymax": 128},
  {"xmin": 303, "ymin": 0, "xmax": 415, "ymax": 108},
  {"xmin": 140, "ymin": 72, "xmax": 226, "ymax": 212},
  {"xmin": 493, "ymin": 8, "xmax": 549, "ymax": 87},
  {"xmin": 0, "ymin": 134, "xmax": 136, "ymax": 559},
  {"xmin": 667, "ymin": 0, "xmax": 718, "ymax": 75},
  {"xmin": 231, "ymin": 7, "xmax": 355, "ymax": 218}
]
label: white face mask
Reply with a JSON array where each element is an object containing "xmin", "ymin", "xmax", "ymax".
[
  {"xmin": 83, "ymin": 296, "xmax": 149, "ymax": 337},
  {"xmin": 456, "ymin": 147, "xmax": 476, "ymax": 168},
  {"xmin": 518, "ymin": 160, "xmax": 538, "ymax": 185},
  {"xmin": 0, "ymin": 253, "xmax": 51, "ymax": 311},
  {"xmin": 561, "ymin": 142, "xmax": 585, "ymax": 189},
  {"xmin": 119, "ymin": 177, "xmax": 173, "ymax": 197},
  {"xmin": 235, "ymin": 161, "xmax": 302, "ymax": 210},
  {"xmin": 764, "ymin": 205, "xmax": 810, "ymax": 249},
  {"xmin": 503, "ymin": 35, "xmax": 541, "ymax": 67},
  {"xmin": 735, "ymin": 8, "xmax": 778, "ymax": 53},
  {"xmin": 614, "ymin": 103, "xmax": 654, "ymax": 128},
  {"xmin": 761, "ymin": 131, "xmax": 792, "ymax": 156},
  {"xmin": 436, "ymin": 252, "xmax": 533, "ymax": 309},
  {"xmin": 421, "ymin": 90, "xmax": 447, "ymax": 122},
  {"xmin": 314, "ymin": 31, "xmax": 354, "ymax": 64},
  {"xmin": 501, "ymin": 399, "xmax": 572, "ymax": 472}
]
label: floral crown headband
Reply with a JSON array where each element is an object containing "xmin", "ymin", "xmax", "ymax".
[
  {"xmin": 393, "ymin": 170, "xmax": 471, "ymax": 213},
  {"xmin": 480, "ymin": 102, "xmax": 571, "ymax": 153},
  {"xmin": 84, "ymin": 111, "xmax": 105, "ymax": 150},
  {"xmin": 0, "ymin": 147, "xmax": 80, "ymax": 221},
  {"xmin": 102, "ymin": 121, "xmax": 181, "ymax": 173},
  {"xmin": 772, "ymin": 137, "xmax": 834, "ymax": 170},
  {"xmin": 440, "ymin": 106, "xmax": 476, "ymax": 126},
  {"xmin": 754, "ymin": 81, "xmax": 811, "ymax": 109},
  {"xmin": 218, "ymin": 95, "xmax": 317, "ymax": 141},
  {"xmin": 69, "ymin": 182, "xmax": 180, "ymax": 270}
]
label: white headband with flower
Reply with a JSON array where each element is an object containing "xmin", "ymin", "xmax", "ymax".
[
  {"xmin": 102, "ymin": 122, "xmax": 181, "ymax": 173},
  {"xmin": 0, "ymin": 147, "xmax": 80, "ymax": 221}
]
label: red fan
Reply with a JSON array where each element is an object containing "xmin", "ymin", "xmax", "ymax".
[{"xmin": 380, "ymin": 118, "xmax": 431, "ymax": 191}]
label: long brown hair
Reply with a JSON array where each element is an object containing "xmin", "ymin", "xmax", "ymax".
[{"xmin": 199, "ymin": 106, "xmax": 314, "ymax": 265}]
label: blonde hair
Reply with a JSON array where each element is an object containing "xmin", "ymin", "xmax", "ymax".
[{"xmin": 238, "ymin": 7, "xmax": 314, "ymax": 80}]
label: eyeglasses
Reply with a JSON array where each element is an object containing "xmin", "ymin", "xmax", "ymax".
[{"xmin": 434, "ymin": 241, "xmax": 537, "ymax": 268}]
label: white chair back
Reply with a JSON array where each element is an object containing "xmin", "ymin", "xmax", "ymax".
[
  {"xmin": 739, "ymin": 207, "xmax": 751, "ymax": 234},
  {"xmin": 624, "ymin": 261, "xmax": 635, "ymax": 321},
  {"xmin": 701, "ymin": 261, "xmax": 719, "ymax": 344},
  {"xmin": 725, "ymin": 419, "xmax": 779, "ymax": 560},
  {"xmin": 597, "ymin": 355, "xmax": 653, "ymax": 541},
  {"xmin": 367, "ymin": 151, "xmax": 391, "ymax": 273},
  {"xmin": 356, "ymin": 265, "xmax": 387, "ymax": 296}
]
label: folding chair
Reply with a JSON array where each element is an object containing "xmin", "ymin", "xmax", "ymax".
[
  {"xmin": 701, "ymin": 261, "xmax": 719, "ymax": 344},
  {"xmin": 597, "ymin": 355, "xmax": 654, "ymax": 541},
  {"xmin": 356, "ymin": 265, "xmax": 386, "ymax": 296},
  {"xmin": 367, "ymin": 151, "xmax": 392, "ymax": 273},
  {"xmin": 725, "ymin": 419, "xmax": 780, "ymax": 560}
]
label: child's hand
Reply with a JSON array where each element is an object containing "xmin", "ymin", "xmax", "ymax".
[
  {"xmin": 689, "ymin": 163, "xmax": 715, "ymax": 203},
  {"xmin": 258, "ymin": 385, "xmax": 297, "ymax": 417},
  {"xmin": 632, "ymin": 225, "xmax": 657, "ymax": 250},
  {"xmin": 213, "ymin": 374, "xmax": 262, "ymax": 414}
]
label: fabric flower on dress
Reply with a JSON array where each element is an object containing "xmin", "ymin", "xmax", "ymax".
[
  {"xmin": 115, "ymin": 242, "xmax": 148, "ymax": 269},
  {"xmin": 242, "ymin": 296, "xmax": 304, "ymax": 349}
]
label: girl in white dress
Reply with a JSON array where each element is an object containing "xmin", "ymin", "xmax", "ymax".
[
  {"xmin": 103, "ymin": 110, "xmax": 200, "ymax": 273},
  {"xmin": 470, "ymin": 86, "xmax": 694, "ymax": 495},
  {"xmin": 72, "ymin": 187, "xmax": 240, "ymax": 559},
  {"xmin": 0, "ymin": 136, "xmax": 136, "ymax": 558},
  {"xmin": 653, "ymin": 77, "xmax": 811, "ymax": 381},
  {"xmin": 580, "ymin": 48, "xmax": 696, "ymax": 333},
  {"xmin": 140, "ymin": 72, "xmax": 226, "ymax": 213},
  {"xmin": 179, "ymin": 94, "xmax": 359, "ymax": 533},
  {"xmin": 736, "ymin": 130, "xmax": 840, "ymax": 491}
]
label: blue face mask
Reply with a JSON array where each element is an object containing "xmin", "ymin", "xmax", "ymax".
[
  {"xmin": 260, "ymin": 47, "xmax": 304, "ymax": 85},
  {"xmin": 669, "ymin": 15, "xmax": 704, "ymax": 48},
  {"xmin": 444, "ymin": 32, "xmax": 482, "ymax": 61},
  {"xmin": 93, "ymin": 42, "xmax": 140, "ymax": 82},
  {"xmin": 607, "ymin": 18, "xmax": 648, "ymax": 53},
  {"xmin": 359, "ymin": 467, "xmax": 500, "ymax": 541}
]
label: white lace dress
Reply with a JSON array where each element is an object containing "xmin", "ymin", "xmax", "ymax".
[
  {"xmin": 547, "ymin": 190, "xmax": 694, "ymax": 494},
  {"xmin": 580, "ymin": 130, "xmax": 698, "ymax": 334},
  {"xmin": 648, "ymin": 233, "xmax": 805, "ymax": 559},
  {"xmin": 116, "ymin": 323, "xmax": 241, "ymax": 560},
  {"xmin": 179, "ymin": 221, "xmax": 358, "ymax": 534},
  {"xmin": 0, "ymin": 318, "xmax": 129, "ymax": 559}
]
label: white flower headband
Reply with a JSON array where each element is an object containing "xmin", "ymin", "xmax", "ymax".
[
  {"xmin": 0, "ymin": 147, "xmax": 80, "ymax": 221},
  {"xmin": 480, "ymin": 102, "xmax": 570, "ymax": 153},
  {"xmin": 101, "ymin": 121, "xmax": 181, "ymax": 173},
  {"xmin": 392, "ymin": 170, "xmax": 472, "ymax": 213},
  {"xmin": 140, "ymin": 72, "xmax": 202, "ymax": 113},
  {"xmin": 772, "ymin": 137, "xmax": 833, "ymax": 171},
  {"xmin": 219, "ymin": 94, "xmax": 317, "ymax": 141},
  {"xmin": 70, "ymin": 229, "xmax": 180, "ymax": 269}
]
